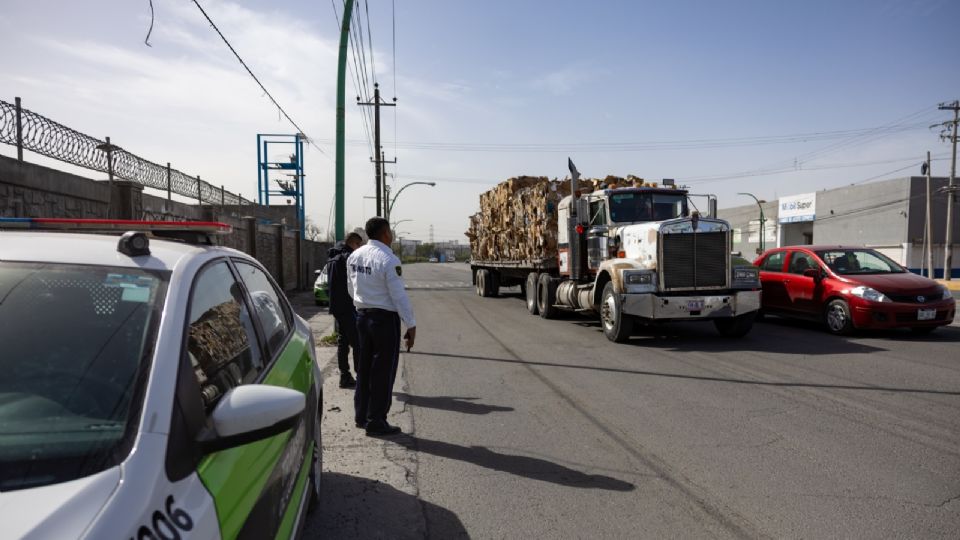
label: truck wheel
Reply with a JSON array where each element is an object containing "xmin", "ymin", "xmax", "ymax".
[
  {"xmin": 714, "ymin": 313, "xmax": 755, "ymax": 338},
  {"xmin": 537, "ymin": 273, "xmax": 558, "ymax": 319},
  {"xmin": 526, "ymin": 272, "xmax": 540, "ymax": 315},
  {"xmin": 824, "ymin": 299, "xmax": 854, "ymax": 335},
  {"xmin": 600, "ymin": 282, "xmax": 632, "ymax": 342},
  {"xmin": 476, "ymin": 269, "xmax": 488, "ymax": 297}
]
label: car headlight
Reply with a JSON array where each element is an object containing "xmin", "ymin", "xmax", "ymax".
[
  {"xmin": 849, "ymin": 285, "xmax": 891, "ymax": 303},
  {"xmin": 941, "ymin": 286, "xmax": 953, "ymax": 300},
  {"xmin": 733, "ymin": 267, "xmax": 759, "ymax": 282}
]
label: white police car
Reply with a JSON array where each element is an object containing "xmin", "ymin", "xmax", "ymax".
[{"xmin": 0, "ymin": 218, "xmax": 322, "ymax": 539}]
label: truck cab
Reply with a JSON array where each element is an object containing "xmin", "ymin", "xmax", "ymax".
[{"xmin": 553, "ymin": 182, "xmax": 761, "ymax": 342}]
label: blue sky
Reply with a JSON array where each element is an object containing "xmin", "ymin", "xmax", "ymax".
[{"xmin": 1, "ymin": 0, "xmax": 958, "ymax": 242}]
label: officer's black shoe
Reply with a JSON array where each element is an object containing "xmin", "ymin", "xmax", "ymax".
[
  {"xmin": 365, "ymin": 420, "xmax": 402, "ymax": 437},
  {"xmin": 339, "ymin": 373, "xmax": 357, "ymax": 389},
  {"xmin": 355, "ymin": 421, "xmax": 366, "ymax": 429}
]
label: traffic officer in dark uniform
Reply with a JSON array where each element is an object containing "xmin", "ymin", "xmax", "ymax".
[
  {"xmin": 347, "ymin": 217, "xmax": 416, "ymax": 436},
  {"xmin": 326, "ymin": 231, "xmax": 364, "ymax": 389}
]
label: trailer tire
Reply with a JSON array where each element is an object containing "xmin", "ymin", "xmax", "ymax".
[
  {"xmin": 537, "ymin": 273, "xmax": 558, "ymax": 319},
  {"xmin": 525, "ymin": 272, "xmax": 540, "ymax": 315},
  {"xmin": 600, "ymin": 282, "xmax": 632, "ymax": 342},
  {"xmin": 476, "ymin": 269, "xmax": 488, "ymax": 297},
  {"xmin": 487, "ymin": 271, "xmax": 500, "ymax": 297},
  {"xmin": 714, "ymin": 313, "xmax": 755, "ymax": 338}
]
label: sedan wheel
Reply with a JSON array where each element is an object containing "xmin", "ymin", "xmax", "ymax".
[{"xmin": 824, "ymin": 299, "xmax": 854, "ymax": 335}]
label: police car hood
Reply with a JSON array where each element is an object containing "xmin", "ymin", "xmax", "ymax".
[{"xmin": 0, "ymin": 466, "xmax": 120, "ymax": 539}]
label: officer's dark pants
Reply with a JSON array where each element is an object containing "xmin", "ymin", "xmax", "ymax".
[
  {"xmin": 355, "ymin": 309, "xmax": 401, "ymax": 425},
  {"xmin": 333, "ymin": 310, "xmax": 358, "ymax": 375}
]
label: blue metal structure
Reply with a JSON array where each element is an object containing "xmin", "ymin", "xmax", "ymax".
[{"xmin": 257, "ymin": 133, "xmax": 305, "ymax": 239}]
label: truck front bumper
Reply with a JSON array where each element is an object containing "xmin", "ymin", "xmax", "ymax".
[{"xmin": 621, "ymin": 290, "xmax": 761, "ymax": 320}]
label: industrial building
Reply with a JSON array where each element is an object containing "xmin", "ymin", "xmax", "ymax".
[{"xmin": 718, "ymin": 176, "xmax": 960, "ymax": 278}]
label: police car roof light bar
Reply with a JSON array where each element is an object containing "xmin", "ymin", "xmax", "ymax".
[{"xmin": 0, "ymin": 217, "xmax": 233, "ymax": 234}]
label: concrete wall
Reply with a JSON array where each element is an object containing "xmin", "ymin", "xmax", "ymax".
[
  {"xmin": 813, "ymin": 177, "xmax": 910, "ymax": 247},
  {"xmin": 718, "ymin": 200, "xmax": 779, "ymax": 257},
  {"xmin": 0, "ymin": 155, "xmax": 331, "ymax": 290}
]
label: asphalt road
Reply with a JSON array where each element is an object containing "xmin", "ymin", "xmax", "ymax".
[{"xmin": 385, "ymin": 262, "xmax": 960, "ymax": 539}]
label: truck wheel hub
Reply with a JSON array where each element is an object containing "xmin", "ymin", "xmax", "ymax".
[{"xmin": 601, "ymin": 295, "xmax": 617, "ymax": 329}]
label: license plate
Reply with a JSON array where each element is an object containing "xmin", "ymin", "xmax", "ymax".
[
  {"xmin": 917, "ymin": 309, "xmax": 936, "ymax": 321},
  {"xmin": 687, "ymin": 299, "xmax": 705, "ymax": 311}
]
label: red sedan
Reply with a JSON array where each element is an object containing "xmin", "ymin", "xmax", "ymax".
[{"xmin": 754, "ymin": 246, "xmax": 955, "ymax": 335}]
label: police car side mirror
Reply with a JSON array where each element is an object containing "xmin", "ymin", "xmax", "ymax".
[{"xmin": 200, "ymin": 385, "xmax": 305, "ymax": 454}]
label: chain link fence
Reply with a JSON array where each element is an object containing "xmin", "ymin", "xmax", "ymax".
[{"xmin": 0, "ymin": 97, "xmax": 249, "ymax": 206}]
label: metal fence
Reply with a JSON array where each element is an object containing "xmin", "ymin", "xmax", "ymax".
[{"xmin": 0, "ymin": 97, "xmax": 248, "ymax": 206}]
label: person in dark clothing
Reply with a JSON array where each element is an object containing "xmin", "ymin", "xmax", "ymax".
[{"xmin": 327, "ymin": 232, "xmax": 365, "ymax": 388}]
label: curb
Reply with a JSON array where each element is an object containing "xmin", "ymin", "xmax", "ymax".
[{"xmin": 937, "ymin": 279, "xmax": 960, "ymax": 292}]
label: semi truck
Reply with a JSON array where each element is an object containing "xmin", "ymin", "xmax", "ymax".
[{"xmin": 467, "ymin": 160, "xmax": 761, "ymax": 342}]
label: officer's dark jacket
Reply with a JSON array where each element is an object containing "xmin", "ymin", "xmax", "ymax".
[{"xmin": 327, "ymin": 241, "xmax": 355, "ymax": 317}]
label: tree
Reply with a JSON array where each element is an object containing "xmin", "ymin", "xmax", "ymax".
[{"xmin": 304, "ymin": 218, "xmax": 324, "ymax": 242}]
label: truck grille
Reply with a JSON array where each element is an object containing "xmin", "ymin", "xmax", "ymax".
[{"xmin": 661, "ymin": 231, "xmax": 728, "ymax": 290}]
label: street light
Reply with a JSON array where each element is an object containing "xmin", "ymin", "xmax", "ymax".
[
  {"xmin": 388, "ymin": 181, "xmax": 436, "ymax": 219},
  {"xmin": 738, "ymin": 192, "xmax": 767, "ymax": 254}
]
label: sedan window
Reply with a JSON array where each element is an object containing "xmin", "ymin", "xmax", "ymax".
[
  {"xmin": 186, "ymin": 261, "xmax": 263, "ymax": 411},
  {"xmin": 233, "ymin": 261, "xmax": 292, "ymax": 358},
  {"xmin": 817, "ymin": 249, "xmax": 905, "ymax": 275},
  {"xmin": 761, "ymin": 251, "xmax": 786, "ymax": 272},
  {"xmin": 788, "ymin": 252, "xmax": 817, "ymax": 275}
]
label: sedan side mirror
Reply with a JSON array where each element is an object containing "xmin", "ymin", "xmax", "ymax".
[
  {"xmin": 803, "ymin": 268, "xmax": 822, "ymax": 282},
  {"xmin": 200, "ymin": 385, "xmax": 305, "ymax": 454}
]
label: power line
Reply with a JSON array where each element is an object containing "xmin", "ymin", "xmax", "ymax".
[
  {"xmin": 308, "ymin": 123, "xmax": 930, "ymax": 153},
  {"xmin": 364, "ymin": 0, "xmax": 377, "ymax": 83},
  {"xmin": 190, "ymin": 0, "xmax": 329, "ymax": 159}
]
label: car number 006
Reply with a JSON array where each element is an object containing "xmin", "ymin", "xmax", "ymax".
[
  {"xmin": 917, "ymin": 309, "xmax": 936, "ymax": 321},
  {"xmin": 131, "ymin": 495, "xmax": 194, "ymax": 540}
]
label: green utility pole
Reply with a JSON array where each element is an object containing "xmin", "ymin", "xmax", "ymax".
[{"xmin": 335, "ymin": 0, "xmax": 355, "ymax": 241}]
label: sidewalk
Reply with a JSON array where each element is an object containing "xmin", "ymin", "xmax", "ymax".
[{"xmin": 288, "ymin": 293, "xmax": 425, "ymax": 539}]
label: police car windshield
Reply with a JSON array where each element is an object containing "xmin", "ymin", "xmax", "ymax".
[
  {"xmin": 0, "ymin": 262, "xmax": 167, "ymax": 491},
  {"xmin": 607, "ymin": 192, "xmax": 687, "ymax": 223}
]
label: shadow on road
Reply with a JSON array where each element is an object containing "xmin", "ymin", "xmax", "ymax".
[
  {"xmin": 390, "ymin": 436, "xmax": 635, "ymax": 492},
  {"xmin": 567, "ymin": 317, "xmax": 888, "ymax": 355},
  {"xmin": 394, "ymin": 392, "xmax": 514, "ymax": 415},
  {"xmin": 308, "ymin": 472, "xmax": 468, "ymax": 539},
  {"xmin": 409, "ymin": 351, "xmax": 960, "ymax": 397}
]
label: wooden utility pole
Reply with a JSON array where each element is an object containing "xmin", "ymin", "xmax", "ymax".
[
  {"xmin": 937, "ymin": 101, "xmax": 959, "ymax": 280},
  {"xmin": 924, "ymin": 152, "xmax": 934, "ymax": 278},
  {"xmin": 359, "ymin": 83, "xmax": 396, "ymax": 217}
]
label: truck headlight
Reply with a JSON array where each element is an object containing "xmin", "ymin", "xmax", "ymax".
[
  {"xmin": 849, "ymin": 285, "xmax": 891, "ymax": 303},
  {"xmin": 623, "ymin": 270, "xmax": 656, "ymax": 292},
  {"xmin": 625, "ymin": 272, "xmax": 653, "ymax": 285}
]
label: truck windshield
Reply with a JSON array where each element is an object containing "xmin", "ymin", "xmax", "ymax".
[
  {"xmin": 0, "ymin": 262, "xmax": 168, "ymax": 491},
  {"xmin": 608, "ymin": 192, "xmax": 687, "ymax": 223}
]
